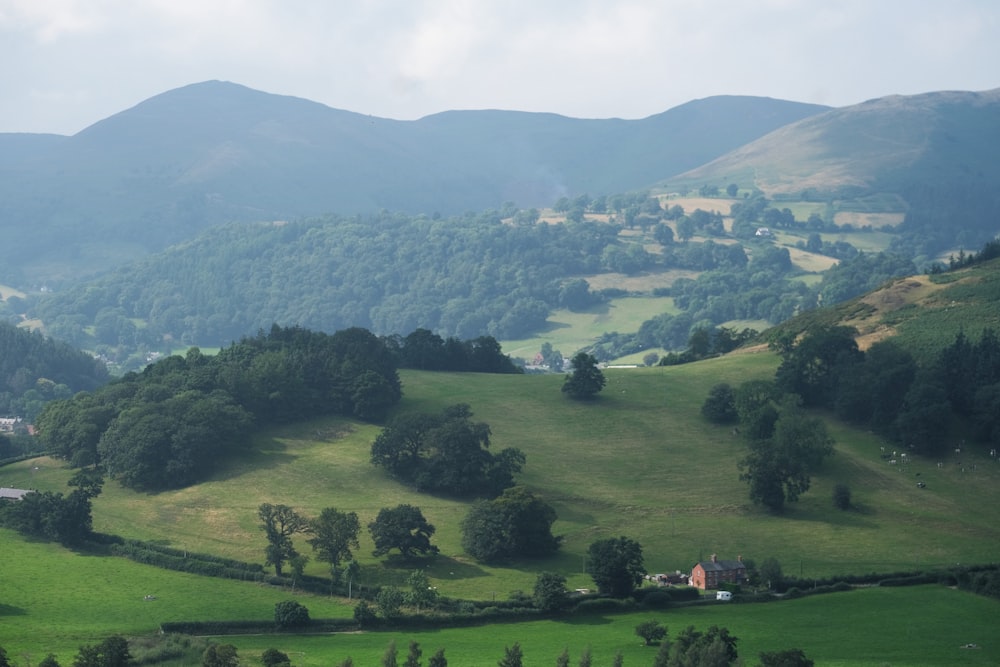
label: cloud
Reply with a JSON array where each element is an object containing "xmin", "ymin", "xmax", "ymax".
[{"xmin": 0, "ymin": 0, "xmax": 998, "ymax": 133}]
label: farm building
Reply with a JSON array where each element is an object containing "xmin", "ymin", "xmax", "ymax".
[
  {"xmin": 0, "ymin": 487, "xmax": 34, "ymax": 501},
  {"xmin": 690, "ymin": 554, "xmax": 747, "ymax": 590}
]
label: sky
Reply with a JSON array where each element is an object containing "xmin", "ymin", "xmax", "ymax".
[{"xmin": 2, "ymin": 0, "xmax": 998, "ymax": 135}]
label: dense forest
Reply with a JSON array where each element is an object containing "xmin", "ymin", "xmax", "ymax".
[
  {"xmin": 0, "ymin": 322, "xmax": 109, "ymax": 421},
  {"xmin": 24, "ymin": 190, "xmax": 927, "ymax": 369}
]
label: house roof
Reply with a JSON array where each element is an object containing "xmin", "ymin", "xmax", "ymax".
[{"xmin": 695, "ymin": 559, "xmax": 746, "ymax": 572}]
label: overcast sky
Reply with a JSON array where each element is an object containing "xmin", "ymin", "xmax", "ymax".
[{"xmin": 2, "ymin": 0, "xmax": 998, "ymax": 135}]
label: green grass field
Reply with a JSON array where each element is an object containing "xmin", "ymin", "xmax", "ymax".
[
  {"xmin": 4, "ymin": 349, "xmax": 1000, "ymax": 664},
  {"xmin": 501, "ymin": 296, "xmax": 679, "ymax": 360},
  {"xmin": 5, "ymin": 353, "xmax": 999, "ymax": 599},
  {"xmin": 219, "ymin": 586, "xmax": 1000, "ymax": 667}
]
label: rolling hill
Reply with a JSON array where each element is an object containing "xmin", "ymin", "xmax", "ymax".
[
  {"xmin": 4, "ymin": 256, "xmax": 1000, "ymax": 664},
  {"xmin": 0, "ymin": 81, "xmax": 827, "ymax": 284},
  {"xmin": 670, "ymin": 88, "xmax": 1000, "ymax": 196}
]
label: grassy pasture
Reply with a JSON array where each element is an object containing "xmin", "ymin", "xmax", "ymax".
[
  {"xmin": 0, "ymin": 528, "xmax": 355, "ymax": 664},
  {"xmin": 5, "ymin": 352, "xmax": 999, "ymax": 604},
  {"xmin": 219, "ymin": 586, "xmax": 1000, "ymax": 666},
  {"xmin": 500, "ymin": 295, "xmax": 679, "ymax": 360},
  {"xmin": 3, "ymin": 349, "xmax": 1000, "ymax": 663}
]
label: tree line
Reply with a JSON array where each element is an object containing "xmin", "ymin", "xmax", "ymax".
[
  {"xmin": 701, "ymin": 322, "xmax": 1000, "ymax": 510},
  {"xmin": 0, "ymin": 626, "xmax": 817, "ymax": 667}
]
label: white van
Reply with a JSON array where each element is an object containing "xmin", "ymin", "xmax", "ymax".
[{"xmin": 716, "ymin": 591, "xmax": 733, "ymax": 601}]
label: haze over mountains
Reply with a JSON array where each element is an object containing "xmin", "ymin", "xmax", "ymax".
[
  {"xmin": 3, "ymin": 80, "xmax": 1000, "ymax": 372},
  {"xmin": 1, "ymin": 81, "xmax": 827, "ymax": 284},
  {"xmin": 4, "ymin": 81, "xmax": 1000, "ymax": 289}
]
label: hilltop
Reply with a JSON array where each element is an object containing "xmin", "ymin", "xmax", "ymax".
[
  {"xmin": 671, "ymin": 88, "xmax": 1000, "ymax": 194},
  {"xmin": 0, "ymin": 81, "xmax": 826, "ymax": 284}
]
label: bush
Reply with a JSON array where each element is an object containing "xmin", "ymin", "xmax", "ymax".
[
  {"xmin": 572, "ymin": 597, "xmax": 636, "ymax": 613},
  {"xmin": 261, "ymin": 648, "xmax": 291, "ymax": 667},
  {"xmin": 353, "ymin": 600, "xmax": 377, "ymax": 627},
  {"xmin": 833, "ymin": 483, "xmax": 851, "ymax": 510},
  {"xmin": 274, "ymin": 600, "xmax": 310, "ymax": 629},
  {"xmin": 665, "ymin": 586, "xmax": 700, "ymax": 602},
  {"xmin": 639, "ymin": 592, "xmax": 672, "ymax": 608}
]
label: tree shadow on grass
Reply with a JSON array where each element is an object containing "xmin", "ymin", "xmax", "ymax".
[
  {"xmin": 205, "ymin": 439, "xmax": 298, "ymax": 485},
  {"xmin": 554, "ymin": 611, "xmax": 614, "ymax": 625},
  {"xmin": 778, "ymin": 504, "xmax": 879, "ymax": 530},
  {"xmin": 378, "ymin": 554, "xmax": 489, "ymax": 582},
  {"xmin": 0, "ymin": 603, "xmax": 26, "ymax": 616}
]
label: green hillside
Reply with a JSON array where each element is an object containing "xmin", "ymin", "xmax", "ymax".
[
  {"xmin": 5, "ymin": 280, "xmax": 1000, "ymax": 663},
  {"xmin": 669, "ymin": 89, "xmax": 1000, "ymax": 197},
  {"xmin": 766, "ymin": 254, "xmax": 1000, "ymax": 361},
  {"xmin": 5, "ymin": 351, "xmax": 997, "ymax": 601}
]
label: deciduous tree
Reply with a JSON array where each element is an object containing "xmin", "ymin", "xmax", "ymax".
[
  {"xmin": 562, "ymin": 353, "xmax": 605, "ymax": 399},
  {"xmin": 369, "ymin": 504, "xmax": 439, "ymax": 559},
  {"xmin": 532, "ymin": 571, "xmax": 569, "ymax": 611},
  {"xmin": 308, "ymin": 507, "xmax": 361, "ymax": 576},
  {"xmin": 586, "ymin": 536, "xmax": 645, "ymax": 597},
  {"xmin": 258, "ymin": 503, "xmax": 310, "ymax": 576},
  {"xmin": 739, "ymin": 404, "xmax": 834, "ymax": 512},
  {"xmin": 636, "ymin": 619, "xmax": 667, "ymax": 645},
  {"xmin": 461, "ymin": 487, "xmax": 560, "ymax": 563},
  {"xmin": 497, "ymin": 643, "xmax": 524, "ymax": 667},
  {"xmin": 274, "ymin": 600, "xmax": 310, "ymax": 628}
]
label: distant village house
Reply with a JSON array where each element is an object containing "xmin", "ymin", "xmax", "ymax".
[
  {"xmin": 690, "ymin": 554, "xmax": 747, "ymax": 590},
  {"xmin": 0, "ymin": 416, "xmax": 23, "ymax": 432}
]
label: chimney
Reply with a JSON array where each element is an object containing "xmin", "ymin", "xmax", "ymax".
[
  {"xmin": 737, "ymin": 554, "xmax": 743, "ymax": 562},
  {"xmin": 711, "ymin": 553, "xmax": 717, "ymax": 563}
]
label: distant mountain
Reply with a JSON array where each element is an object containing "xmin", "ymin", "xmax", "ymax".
[
  {"xmin": 671, "ymin": 88, "xmax": 1000, "ymax": 196},
  {"xmin": 0, "ymin": 81, "xmax": 827, "ymax": 285}
]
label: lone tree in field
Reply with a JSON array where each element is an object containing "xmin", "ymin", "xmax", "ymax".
[
  {"xmin": 586, "ymin": 536, "xmax": 645, "ymax": 597},
  {"xmin": 461, "ymin": 486, "xmax": 561, "ymax": 563},
  {"xmin": 738, "ymin": 402, "xmax": 834, "ymax": 512},
  {"xmin": 636, "ymin": 619, "xmax": 668, "ymax": 645},
  {"xmin": 497, "ymin": 642, "xmax": 524, "ymax": 667},
  {"xmin": 562, "ymin": 352, "xmax": 606, "ymax": 399},
  {"xmin": 833, "ymin": 483, "xmax": 851, "ymax": 510},
  {"xmin": 258, "ymin": 503, "xmax": 310, "ymax": 576},
  {"xmin": 369, "ymin": 504, "xmax": 439, "ymax": 559}
]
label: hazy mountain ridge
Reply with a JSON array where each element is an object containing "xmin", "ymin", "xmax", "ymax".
[
  {"xmin": 0, "ymin": 81, "xmax": 828, "ymax": 284},
  {"xmin": 673, "ymin": 88, "xmax": 1000, "ymax": 195}
]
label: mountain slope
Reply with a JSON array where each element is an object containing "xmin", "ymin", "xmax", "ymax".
[
  {"xmin": 672, "ymin": 88, "xmax": 1000, "ymax": 196},
  {"xmin": 0, "ymin": 81, "xmax": 827, "ymax": 284}
]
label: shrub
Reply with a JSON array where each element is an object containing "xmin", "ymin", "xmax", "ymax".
[
  {"xmin": 833, "ymin": 483, "xmax": 851, "ymax": 510},
  {"xmin": 261, "ymin": 648, "xmax": 292, "ymax": 667},
  {"xmin": 572, "ymin": 597, "xmax": 636, "ymax": 613},
  {"xmin": 353, "ymin": 600, "xmax": 377, "ymax": 627},
  {"xmin": 639, "ymin": 592, "xmax": 672, "ymax": 608},
  {"xmin": 274, "ymin": 600, "xmax": 310, "ymax": 629}
]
